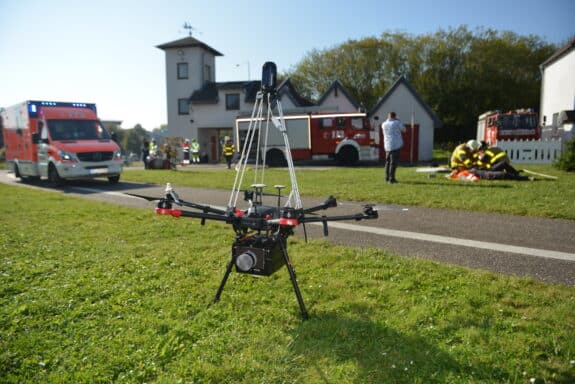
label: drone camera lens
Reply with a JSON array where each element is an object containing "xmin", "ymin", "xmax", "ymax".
[{"xmin": 236, "ymin": 251, "xmax": 257, "ymax": 272}]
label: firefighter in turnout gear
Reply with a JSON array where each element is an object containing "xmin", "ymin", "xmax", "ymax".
[
  {"xmin": 450, "ymin": 140, "xmax": 480, "ymax": 170},
  {"xmin": 222, "ymin": 137, "xmax": 235, "ymax": 169},
  {"xmin": 473, "ymin": 142, "xmax": 529, "ymax": 180},
  {"xmin": 190, "ymin": 138, "xmax": 200, "ymax": 164}
]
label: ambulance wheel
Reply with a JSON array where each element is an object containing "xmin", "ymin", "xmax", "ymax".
[
  {"xmin": 48, "ymin": 164, "xmax": 64, "ymax": 187},
  {"xmin": 267, "ymin": 149, "xmax": 287, "ymax": 167},
  {"xmin": 108, "ymin": 175, "xmax": 120, "ymax": 184},
  {"xmin": 337, "ymin": 146, "xmax": 358, "ymax": 166}
]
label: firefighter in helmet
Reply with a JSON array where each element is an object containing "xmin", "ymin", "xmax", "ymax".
[
  {"xmin": 473, "ymin": 142, "xmax": 529, "ymax": 180},
  {"xmin": 190, "ymin": 138, "xmax": 200, "ymax": 164},
  {"xmin": 450, "ymin": 140, "xmax": 481, "ymax": 170},
  {"xmin": 222, "ymin": 137, "xmax": 235, "ymax": 169}
]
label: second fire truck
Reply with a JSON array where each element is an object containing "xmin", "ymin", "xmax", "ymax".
[{"xmin": 477, "ymin": 108, "xmax": 540, "ymax": 145}]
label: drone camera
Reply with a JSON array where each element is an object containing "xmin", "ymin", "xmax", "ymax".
[{"xmin": 232, "ymin": 235, "xmax": 285, "ymax": 276}]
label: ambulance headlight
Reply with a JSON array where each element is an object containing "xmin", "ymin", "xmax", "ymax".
[
  {"xmin": 58, "ymin": 150, "xmax": 78, "ymax": 162},
  {"xmin": 114, "ymin": 150, "xmax": 122, "ymax": 160}
]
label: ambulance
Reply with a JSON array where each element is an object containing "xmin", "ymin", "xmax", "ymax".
[{"xmin": 1, "ymin": 100, "xmax": 123, "ymax": 185}]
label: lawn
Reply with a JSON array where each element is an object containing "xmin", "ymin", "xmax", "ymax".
[
  {"xmin": 1, "ymin": 184, "xmax": 574, "ymax": 383},
  {"xmin": 121, "ymin": 163, "xmax": 575, "ymax": 220}
]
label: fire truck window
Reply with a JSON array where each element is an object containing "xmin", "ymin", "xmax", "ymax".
[
  {"xmin": 320, "ymin": 118, "xmax": 332, "ymax": 129},
  {"xmin": 335, "ymin": 117, "xmax": 346, "ymax": 128},
  {"xmin": 351, "ymin": 117, "xmax": 364, "ymax": 130}
]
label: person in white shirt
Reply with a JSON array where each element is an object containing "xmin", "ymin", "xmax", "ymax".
[{"xmin": 381, "ymin": 112, "xmax": 406, "ymax": 183}]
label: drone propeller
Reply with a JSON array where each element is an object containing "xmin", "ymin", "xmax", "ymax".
[
  {"xmin": 124, "ymin": 193, "xmax": 161, "ymax": 202},
  {"xmin": 366, "ymin": 204, "xmax": 409, "ymax": 212}
]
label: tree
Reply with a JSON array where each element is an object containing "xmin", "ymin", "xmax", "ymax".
[{"xmin": 284, "ymin": 26, "xmax": 556, "ymax": 143}]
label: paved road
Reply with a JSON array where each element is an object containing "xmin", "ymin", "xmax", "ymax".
[{"xmin": 2, "ymin": 169, "xmax": 574, "ymax": 286}]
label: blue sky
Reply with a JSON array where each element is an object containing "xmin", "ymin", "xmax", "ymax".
[{"xmin": 1, "ymin": 0, "xmax": 573, "ymax": 130}]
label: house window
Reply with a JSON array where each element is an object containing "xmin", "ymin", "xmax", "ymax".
[
  {"xmin": 178, "ymin": 98, "xmax": 189, "ymax": 115},
  {"xmin": 203, "ymin": 64, "xmax": 212, "ymax": 82},
  {"xmin": 226, "ymin": 94, "xmax": 240, "ymax": 110},
  {"xmin": 177, "ymin": 62, "xmax": 188, "ymax": 79}
]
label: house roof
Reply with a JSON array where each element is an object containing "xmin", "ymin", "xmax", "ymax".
[
  {"xmin": 156, "ymin": 36, "xmax": 223, "ymax": 56},
  {"xmin": 190, "ymin": 81, "xmax": 261, "ymax": 105},
  {"xmin": 370, "ymin": 75, "xmax": 442, "ymax": 128},
  {"xmin": 541, "ymin": 36, "xmax": 575, "ymax": 68},
  {"xmin": 188, "ymin": 78, "xmax": 324, "ymax": 108},
  {"xmin": 276, "ymin": 78, "xmax": 315, "ymax": 107},
  {"xmin": 317, "ymin": 80, "xmax": 361, "ymax": 110}
]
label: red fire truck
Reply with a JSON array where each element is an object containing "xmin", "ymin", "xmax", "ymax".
[
  {"xmin": 235, "ymin": 111, "xmax": 379, "ymax": 166},
  {"xmin": 1, "ymin": 100, "xmax": 123, "ymax": 185},
  {"xmin": 477, "ymin": 108, "xmax": 540, "ymax": 145}
]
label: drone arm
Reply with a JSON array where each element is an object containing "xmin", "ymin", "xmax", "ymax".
[
  {"xmin": 301, "ymin": 196, "xmax": 338, "ymax": 214},
  {"xmin": 299, "ymin": 208, "xmax": 378, "ymax": 236},
  {"xmin": 179, "ymin": 200, "xmax": 227, "ymax": 215},
  {"xmin": 156, "ymin": 208, "xmax": 232, "ymax": 223},
  {"xmin": 300, "ymin": 212, "xmax": 375, "ymax": 224}
]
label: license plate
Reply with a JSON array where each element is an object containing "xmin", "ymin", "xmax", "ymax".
[{"xmin": 89, "ymin": 168, "xmax": 107, "ymax": 175}]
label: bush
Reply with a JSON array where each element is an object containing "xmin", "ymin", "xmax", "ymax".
[{"xmin": 554, "ymin": 137, "xmax": 575, "ymax": 172}]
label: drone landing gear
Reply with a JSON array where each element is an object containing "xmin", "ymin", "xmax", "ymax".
[{"xmin": 210, "ymin": 235, "xmax": 309, "ymax": 320}]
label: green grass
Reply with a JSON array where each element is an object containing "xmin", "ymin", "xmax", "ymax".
[
  {"xmin": 121, "ymin": 164, "xmax": 575, "ymax": 220},
  {"xmin": 1, "ymin": 184, "xmax": 574, "ymax": 383}
]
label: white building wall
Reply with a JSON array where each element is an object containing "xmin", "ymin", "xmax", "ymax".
[
  {"xmin": 371, "ymin": 83, "xmax": 434, "ymax": 161},
  {"xmin": 318, "ymin": 91, "xmax": 357, "ymax": 112},
  {"xmin": 541, "ymin": 49, "xmax": 575, "ymax": 128},
  {"xmin": 164, "ymin": 46, "xmax": 217, "ymax": 139}
]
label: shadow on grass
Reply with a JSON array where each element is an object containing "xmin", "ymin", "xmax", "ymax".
[{"xmin": 289, "ymin": 307, "xmax": 504, "ymax": 383}]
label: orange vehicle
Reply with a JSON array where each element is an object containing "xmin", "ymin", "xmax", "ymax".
[
  {"xmin": 477, "ymin": 108, "xmax": 540, "ymax": 145},
  {"xmin": 1, "ymin": 100, "xmax": 123, "ymax": 185}
]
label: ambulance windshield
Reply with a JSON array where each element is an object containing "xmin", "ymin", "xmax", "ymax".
[{"xmin": 47, "ymin": 119, "xmax": 111, "ymax": 141}]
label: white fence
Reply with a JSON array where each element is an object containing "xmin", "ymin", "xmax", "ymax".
[{"xmin": 496, "ymin": 139, "xmax": 563, "ymax": 164}]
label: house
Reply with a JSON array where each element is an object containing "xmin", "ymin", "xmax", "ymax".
[
  {"xmin": 157, "ymin": 36, "xmax": 314, "ymax": 162},
  {"xmin": 157, "ymin": 36, "xmax": 440, "ymax": 163},
  {"xmin": 370, "ymin": 76, "xmax": 442, "ymax": 162},
  {"xmin": 540, "ymin": 37, "xmax": 575, "ymax": 141}
]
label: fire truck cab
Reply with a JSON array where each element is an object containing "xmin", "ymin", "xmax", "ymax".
[
  {"xmin": 1, "ymin": 100, "xmax": 123, "ymax": 185},
  {"xmin": 477, "ymin": 108, "xmax": 540, "ymax": 145},
  {"xmin": 235, "ymin": 111, "xmax": 378, "ymax": 166}
]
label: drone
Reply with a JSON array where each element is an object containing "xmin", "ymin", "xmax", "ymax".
[{"xmin": 130, "ymin": 62, "xmax": 385, "ymax": 319}]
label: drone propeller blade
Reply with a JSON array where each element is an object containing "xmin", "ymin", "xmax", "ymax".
[
  {"xmin": 124, "ymin": 193, "xmax": 161, "ymax": 202},
  {"xmin": 367, "ymin": 204, "xmax": 409, "ymax": 212}
]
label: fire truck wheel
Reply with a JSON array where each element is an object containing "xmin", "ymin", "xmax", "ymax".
[
  {"xmin": 48, "ymin": 164, "xmax": 64, "ymax": 187},
  {"xmin": 337, "ymin": 146, "xmax": 359, "ymax": 166},
  {"xmin": 14, "ymin": 163, "xmax": 22, "ymax": 179},
  {"xmin": 266, "ymin": 149, "xmax": 287, "ymax": 167}
]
